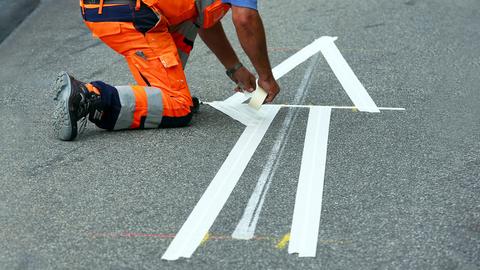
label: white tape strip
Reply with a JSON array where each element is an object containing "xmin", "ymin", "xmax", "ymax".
[
  {"xmin": 209, "ymin": 101, "xmax": 260, "ymax": 126},
  {"xmin": 318, "ymin": 37, "xmax": 380, "ymax": 113},
  {"xmin": 207, "ymin": 102, "xmax": 403, "ymax": 127},
  {"xmin": 232, "ymin": 55, "xmax": 321, "ymax": 240},
  {"xmin": 288, "ymin": 107, "xmax": 332, "ymax": 257},
  {"xmin": 229, "ymin": 36, "xmax": 328, "ymax": 109},
  {"xmin": 206, "ymin": 102, "xmax": 405, "ymax": 112},
  {"xmin": 161, "ymin": 106, "xmax": 280, "ymax": 261},
  {"xmin": 272, "ymin": 37, "xmax": 331, "ymax": 80},
  {"xmin": 222, "ymin": 36, "xmax": 380, "ymax": 113},
  {"xmin": 263, "ymin": 104, "xmax": 405, "ymax": 111},
  {"xmin": 224, "ymin": 92, "xmax": 251, "ymax": 104}
]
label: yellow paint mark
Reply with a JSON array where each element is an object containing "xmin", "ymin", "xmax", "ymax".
[
  {"xmin": 275, "ymin": 233, "xmax": 291, "ymax": 250},
  {"xmin": 200, "ymin": 232, "xmax": 210, "ymax": 246},
  {"xmin": 352, "ymin": 108, "xmax": 359, "ymax": 112}
]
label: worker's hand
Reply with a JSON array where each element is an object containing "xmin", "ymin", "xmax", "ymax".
[
  {"xmin": 231, "ymin": 66, "xmax": 256, "ymax": 93},
  {"xmin": 258, "ymin": 76, "xmax": 280, "ymax": 103}
]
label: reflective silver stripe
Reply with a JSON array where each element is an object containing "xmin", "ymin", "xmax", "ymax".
[
  {"xmin": 178, "ymin": 51, "xmax": 190, "ymax": 68},
  {"xmin": 114, "ymin": 86, "xmax": 136, "ymax": 130},
  {"xmin": 144, "ymin": 87, "xmax": 164, "ymax": 129},
  {"xmin": 175, "ymin": 21, "xmax": 198, "ymax": 43},
  {"xmin": 170, "ymin": 21, "xmax": 198, "ymax": 68}
]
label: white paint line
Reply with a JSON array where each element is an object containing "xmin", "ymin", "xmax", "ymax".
[
  {"xmin": 232, "ymin": 55, "xmax": 321, "ymax": 240},
  {"xmin": 161, "ymin": 106, "xmax": 280, "ymax": 261},
  {"xmin": 318, "ymin": 37, "xmax": 380, "ymax": 113},
  {"xmin": 288, "ymin": 107, "xmax": 332, "ymax": 257}
]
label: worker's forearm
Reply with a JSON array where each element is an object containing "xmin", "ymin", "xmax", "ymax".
[
  {"xmin": 198, "ymin": 22, "xmax": 240, "ymax": 69},
  {"xmin": 232, "ymin": 8, "xmax": 273, "ymax": 80}
]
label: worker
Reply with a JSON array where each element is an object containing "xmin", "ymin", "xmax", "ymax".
[{"xmin": 53, "ymin": 0, "xmax": 280, "ymax": 141}]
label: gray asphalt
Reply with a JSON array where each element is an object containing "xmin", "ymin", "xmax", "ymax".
[
  {"xmin": 1, "ymin": 0, "xmax": 479, "ymax": 269},
  {"xmin": 0, "ymin": 0, "xmax": 39, "ymax": 43}
]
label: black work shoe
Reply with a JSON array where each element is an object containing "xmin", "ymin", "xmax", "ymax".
[
  {"xmin": 52, "ymin": 72, "xmax": 101, "ymax": 141},
  {"xmin": 191, "ymin": 96, "xmax": 200, "ymax": 114}
]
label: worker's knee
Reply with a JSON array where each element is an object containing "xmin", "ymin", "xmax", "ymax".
[{"xmin": 232, "ymin": 7, "xmax": 258, "ymax": 29}]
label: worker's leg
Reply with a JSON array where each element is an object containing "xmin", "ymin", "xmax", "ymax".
[
  {"xmin": 54, "ymin": 3, "xmax": 199, "ymax": 140},
  {"xmin": 81, "ymin": 19, "xmax": 195, "ymax": 130},
  {"xmin": 53, "ymin": 69, "xmax": 181, "ymax": 141},
  {"xmin": 169, "ymin": 21, "xmax": 199, "ymax": 68}
]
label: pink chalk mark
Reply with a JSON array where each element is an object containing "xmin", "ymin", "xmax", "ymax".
[{"xmin": 88, "ymin": 231, "xmax": 271, "ymax": 241}]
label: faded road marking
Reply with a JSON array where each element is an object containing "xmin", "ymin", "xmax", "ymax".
[{"xmin": 232, "ymin": 54, "xmax": 321, "ymax": 240}]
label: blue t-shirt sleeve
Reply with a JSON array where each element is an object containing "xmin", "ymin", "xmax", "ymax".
[{"xmin": 222, "ymin": 0, "xmax": 258, "ymax": 10}]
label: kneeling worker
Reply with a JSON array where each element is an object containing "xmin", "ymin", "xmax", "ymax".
[{"xmin": 53, "ymin": 0, "xmax": 280, "ymax": 141}]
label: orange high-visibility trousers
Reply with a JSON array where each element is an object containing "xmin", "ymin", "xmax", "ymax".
[
  {"xmin": 85, "ymin": 20, "xmax": 193, "ymax": 118},
  {"xmin": 80, "ymin": 2, "xmax": 197, "ymax": 130}
]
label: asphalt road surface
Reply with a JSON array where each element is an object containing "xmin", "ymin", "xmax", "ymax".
[
  {"xmin": 1, "ymin": 0, "xmax": 479, "ymax": 269},
  {"xmin": 0, "ymin": 0, "xmax": 39, "ymax": 43}
]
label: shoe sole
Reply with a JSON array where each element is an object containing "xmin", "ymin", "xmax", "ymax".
[{"xmin": 52, "ymin": 72, "xmax": 77, "ymax": 141}]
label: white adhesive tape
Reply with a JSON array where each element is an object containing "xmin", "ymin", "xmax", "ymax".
[
  {"xmin": 228, "ymin": 36, "xmax": 380, "ymax": 113},
  {"xmin": 224, "ymin": 92, "xmax": 251, "ymax": 104},
  {"xmin": 248, "ymin": 85, "xmax": 268, "ymax": 110},
  {"xmin": 246, "ymin": 37, "xmax": 328, "ymax": 109},
  {"xmin": 232, "ymin": 54, "xmax": 321, "ymax": 240},
  {"xmin": 272, "ymin": 37, "xmax": 333, "ymax": 80},
  {"xmin": 161, "ymin": 106, "xmax": 280, "ymax": 261},
  {"xmin": 288, "ymin": 107, "xmax": 332, "ymax": 257},
  {"xmin": 165, "ymin": 36, "xmax": 396, "ymax": 261},
  {"xmin": 317, "ymin": 37, "xmax": 380, "ymax": 113},
  {"xmin": 209, "ymin": 101, "xmax": 260, "ymax": 126}
]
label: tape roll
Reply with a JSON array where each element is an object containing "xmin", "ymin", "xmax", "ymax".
[{"xmin": 248, "ymin": 85, "xmax": 268, "ymax": 110}]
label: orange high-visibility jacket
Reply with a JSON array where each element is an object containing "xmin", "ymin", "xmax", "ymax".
[{"xmin": 142, "ymin": 0, "xmax": 230, "ymax": 28}]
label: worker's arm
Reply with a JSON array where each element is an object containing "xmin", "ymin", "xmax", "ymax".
[
  {"xmin": 231, "ymin": 6, "xmax": 280, "ymax": 102},
  {"xmin": 198, "ymin": 22, "xmax": 256, "ymax": 92}
]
